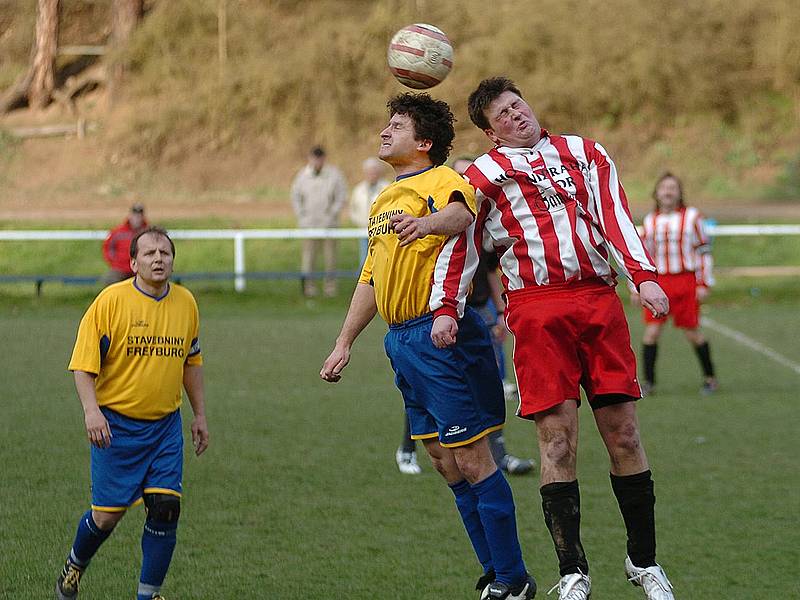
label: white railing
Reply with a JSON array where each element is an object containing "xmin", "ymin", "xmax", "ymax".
[{"xmin": 1, "ymin": 225, "xmax": 799, "ymax": 292}]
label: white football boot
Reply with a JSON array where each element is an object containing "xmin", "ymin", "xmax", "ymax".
[
  {"xmin": 395, "ymin": 448, "xmax": 422, "ymax": 474},
  {"xmin": 546, "ymin": 572, "xmax": 591, "ymax": 599},
  {"xmin": 625, "ymin": 556, "xmax": 674, "ymax": 600}
]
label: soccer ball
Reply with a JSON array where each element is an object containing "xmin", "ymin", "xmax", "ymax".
[{"xmin": 387, "ymin": 23, "xmax": 453, "ymax": 89}]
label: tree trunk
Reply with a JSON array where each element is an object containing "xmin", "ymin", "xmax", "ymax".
[
  {"xmin": 27, "ymin": 0, "xmax": 60, "ymax": 110},
  {"xmin": 108, "ymin": 0, "xmax": 143, "ymax": 104}
]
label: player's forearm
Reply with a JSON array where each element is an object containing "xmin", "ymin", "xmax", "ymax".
[
  {"xmin": 423, "ymin": 201, "xmax": 474, "ymax": 237},
  {"xmin": 183, "ymin": 364, "xmax": 206, "ymax": 417},
  {"xmin": 336, "ymin": 283, "xmax": 378, "ymax": 347},
  {"xmin": 73, "ymin": 370, "xmax": 101, "ymax": 415}
]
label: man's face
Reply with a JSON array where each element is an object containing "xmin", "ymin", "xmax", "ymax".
[
  {"xmin": 129, "ymin": 211, "xmax": 145, "ymax": 229},
  {"xmin": 378, "ymin": 113, "xmax": 430, "ymax": 165},
  {"xmin": 310, "ymin": 154, "xmax": 325, "ymax": 171},
  {"xmin": 483, "ymin": 91, "xmax": 541, "ymax": 148},
  {"xmin": 131, "ymin": 233, "xmax": 174, "ymax": 286},
  {"xmin": 655, "ymin": 177, "xmax": 681, "ymax": 211}
]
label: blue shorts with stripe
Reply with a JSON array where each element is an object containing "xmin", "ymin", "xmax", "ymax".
[
  {"xmin": 384, "ymin": 307, "xmax": 505, "ymax": 448},
  {"xmin": 90, "ymin": 408, "xmax": 183, "ymax": 512}
]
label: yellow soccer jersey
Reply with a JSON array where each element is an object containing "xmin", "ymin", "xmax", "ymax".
[
  {"xmin": 359, "ymin": 165, "xmax": 477, "ymax": 325},
  {"xmin": 68, "ymin": 279, "xmax": 203, "ymax": 420}
]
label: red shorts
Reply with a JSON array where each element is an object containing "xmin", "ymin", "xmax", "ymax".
[
  {"xmin": 643, "ymin": 272, "xmax": 699, "ymax": 329},
  {"xmin": 505, "ymin": 279, "xmax": 641, "ymax": 418}
]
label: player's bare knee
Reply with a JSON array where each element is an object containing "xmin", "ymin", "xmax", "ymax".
[
  {"xmin": 91, "ymin": 509, "xmax": 125, "ymax": 530},
  {"xmin": 539, "ymin": 428, "xmax": 577, "ymax": 471},
  {"xmin": 143, "ymin": 493, "xmax": 181, "ymax": 523},
  {"xmin": 608, "ymin": 421, "xmax": 642, "ymax": 457}
]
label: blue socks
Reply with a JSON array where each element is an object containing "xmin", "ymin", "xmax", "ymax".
[
  {"xmin": 449, "ymin": 479, "xmax": 493, "ymax": 574},
  {"xmin": 470, "ymin": 469, "xmax": 528, "ymax": 586},
  {"xmin": 137, "ymin": 519, "xmax": 178, "ymax": 600},
  {"xmin": 68, "ymin": 510, "xmax": 113, "ymax": 567}
]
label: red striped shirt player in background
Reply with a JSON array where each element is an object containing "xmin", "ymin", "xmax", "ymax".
[
  {"xmin": 632, "ymin": 173, "xmax": 718, "ymax": 395},
  {"xmin": 447, "ymin": 77, "xmax": 675, "ymax": 600}
]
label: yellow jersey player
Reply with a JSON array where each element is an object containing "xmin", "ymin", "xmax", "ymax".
[
  {"xmin": 320, "ymin": 93, "xmax": 536, "ymax": 600},
  {"xmin": 56, "ymin": 227, "xmax": 209, "ymax": 600}
]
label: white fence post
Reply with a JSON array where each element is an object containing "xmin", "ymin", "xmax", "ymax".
[{"xmin": 234, "ymin": 232, "xmax": 246, "ymax": 292}]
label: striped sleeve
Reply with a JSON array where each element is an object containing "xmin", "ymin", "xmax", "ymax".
[
  {"xmin": 693, "ymin": 212, "xmax": 715, "ymax": 287},
  {"xmin": 588, "ymin": 142, "xmax": 657, "ymax": 289},
  {"xmin": 429, "ymin": 205, "xmax": 484, "ymax": 320}
]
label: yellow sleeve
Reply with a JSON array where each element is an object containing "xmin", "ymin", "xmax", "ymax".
[
  {"xmin": 68, "ymin": 298, "xmax": 104, "ymax": 375},
  {"xmin": 432, "ymin": 168, "xmax": 478, "ymax": 215},
  {"xmin": 186, "ymin": 294, "xmax": 203, "ymax": 366},
  {"xmin": 358, "ymin": 245, "xmax": 374, "ymax": 285}
]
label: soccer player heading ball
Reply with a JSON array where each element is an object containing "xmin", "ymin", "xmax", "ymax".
[
  {"xmin": 454, "ymin": 77, "xmax": 675, "ymax": 599},
  {"xmin": 321, "ymin": 93, "xmax": 537, "ymax": 599}
]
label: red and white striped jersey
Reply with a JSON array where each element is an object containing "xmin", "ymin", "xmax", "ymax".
[
  {"xmin": 642, "ymin": 206, "xmax": 714, "ymax": 287},
  {"xmin": 454, "ymin": 132, "xmax": 656, "ymax": 292}
]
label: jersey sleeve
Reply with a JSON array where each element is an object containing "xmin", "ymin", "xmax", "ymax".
[
  {"xmin": 431, "ymin": 169, "xmax": 478, "ymax": 215},
  {"xmin": 357, "ymin": 244, "xmax": 374, "ymax": 285},
  {"xmin": 693, "ymin": 213, "xmax": 715, "ymax": 287},
  {"xmin": 68, "ymin": 297, "xmax": 106, "ymax": 375},
  {"xmin": 588, "ymin": 142, "xmax": 657, "ymax": 289},
  {"xmin": 186, "ymin": 294, "xmax": 203, "ymax": 366},
  {"xmin": 429, "ymin": 203, "xmax": 485, "ymax": 320}
]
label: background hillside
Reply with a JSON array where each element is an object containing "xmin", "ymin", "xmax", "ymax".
[{"xmin": 1, "ymin": 0, "xmax": 799, "ymax": 224}]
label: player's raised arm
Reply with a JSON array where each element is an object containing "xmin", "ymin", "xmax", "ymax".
[
  {"xmin": 390, "ymin": 196, "xmax": 474, "ymax": 246},
  {"xmin": 320, "ymin": 282, "xmax": 379, "ymax": 382}
]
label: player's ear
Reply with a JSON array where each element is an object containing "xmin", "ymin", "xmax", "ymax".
[
  {"xmin": 417, "ymin": 138, "xmax": 433, "ymax": 153},
  {"xmin": 484, "ymin": 127, "xmax": 499, "ymax": 145},
  {"xmin": 130, "ymin": 256, "xmax": 138, "ymax": 275}
]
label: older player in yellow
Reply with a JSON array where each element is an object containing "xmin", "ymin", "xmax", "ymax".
[
  {"xmin": 321, "ymin": 93, "xmax": 536, "ymax": 600},
  {"xmin": 55, "ymin": 226, "xmax": 209, "ymax": 600}
]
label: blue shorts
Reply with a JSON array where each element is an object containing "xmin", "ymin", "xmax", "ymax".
[
  {"xmin": 384, "ymin": 307, "xmax": 505, "ymax": 448},
  {"xmin": 90, "ymin": 408, "xmax": 183, "ymax": 512}
]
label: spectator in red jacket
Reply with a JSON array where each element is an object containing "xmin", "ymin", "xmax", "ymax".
[{"xmin": 102, "ymin": 203, "xmax": 148, "ymax": 284}]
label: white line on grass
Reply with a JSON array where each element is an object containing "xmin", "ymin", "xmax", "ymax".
[{"xmin": 702, "ymin": 316, "xmax": 800, "ymax": 376}]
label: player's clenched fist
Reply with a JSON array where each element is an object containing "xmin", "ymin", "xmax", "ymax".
[
  {"xmin": 431, "ymin": 315, "xmax": 458, "ymax": 348},
  {"xmin": 390, "ymin": 212, "xmax": 431, "ymax": 246},
  {"xmin": 320, "ymin": 344, "xmax": 351, "ymax": 382}
]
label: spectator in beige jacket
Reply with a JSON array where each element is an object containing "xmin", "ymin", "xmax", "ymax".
[
  {"xmin": 349, "ymin": 157, "xmax": 389, "ymax": 267},
  {"xmin": 291, "ymin": 146, "xmax": 348, "ymax": 297}
]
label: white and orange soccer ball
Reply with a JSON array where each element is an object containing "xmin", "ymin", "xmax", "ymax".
[{"xmin": 387, "ymin": 23, "xmax": 453, "ymax": 89}]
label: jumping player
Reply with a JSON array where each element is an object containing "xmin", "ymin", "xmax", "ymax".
[
  {"xmin": 446, "ymin": 77, "xmax": 675, "ymax": 600},
  {"xmin": 320, "ymin": 93, "xmax": 536, "ymax": 600},
  {"xmin": 56, "ymin": 227, "xmax": 209, "ymax": 600},
  {"xmin": 633, "ymin": 172, "xmax": 717, "ymax": 395}
]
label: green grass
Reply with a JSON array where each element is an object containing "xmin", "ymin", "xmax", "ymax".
[{"xmin": 0, "ymin": 291, "xmax": 798, "ymax": 599}]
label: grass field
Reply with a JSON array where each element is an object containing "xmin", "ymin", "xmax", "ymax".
[{"xmin": 0, "ymin": 285, "xmax": 798, "ymax": 599}]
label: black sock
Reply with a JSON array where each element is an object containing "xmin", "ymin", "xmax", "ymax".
[
  {"xmin": 540, "ymin": 480, "xmax": 588, "ymax": 576},
  {"xmin": 642, "ymin": 344, "xmax": 657, "ymax": 384},
  {"xmin": 401, "ymin": 415, "xmax": 415, "ymax": 453},
  {"xmin": 610, "ymin": 470, "xmax": 656, "ymax": 568},
  {"xmin": 693, "ymin": 342, "xmax": 715, "ymax": 378}
]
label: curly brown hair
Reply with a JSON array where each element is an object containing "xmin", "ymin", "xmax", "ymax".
[{"xmin": 387, "ymin": 93, "xmax": 455, "ymax": 166}]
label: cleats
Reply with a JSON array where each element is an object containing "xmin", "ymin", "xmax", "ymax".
[
  {"xmin": 503, "ymin": 380, "xmax": 519, "ymax": 401},
  {"xmin": 55, "ymin": 560, "xmax": 83, "ymax": 599},
  {"xmin": 546, "ymin": 572, "xmax": 591, "ymax": 599},
  {"xmin": 483, "ymin": 573, "xmax": 537, "ymax": 599},
  {"xmin": 476, "ymin": 569, "xmax": 496, "ymax": 598},
  {"xmin": 701, "ymin": 378, "xmax": 718, "ymax": 395},
  {"xmin": 499, "ymin": 454, "xmax": 535, "ymax": 476},
  {"xmin": 625, "ymin": 556, "xmax": 674, "ymax": 600},
  {"xmin": 395, "ymin": 447, "xmax": 422, "ymax": 475}
]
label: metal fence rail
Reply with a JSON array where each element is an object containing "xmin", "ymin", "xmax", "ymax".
[{"xmin": 1, "ymin": 225, "xmax": 799, "ymax": 292}]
